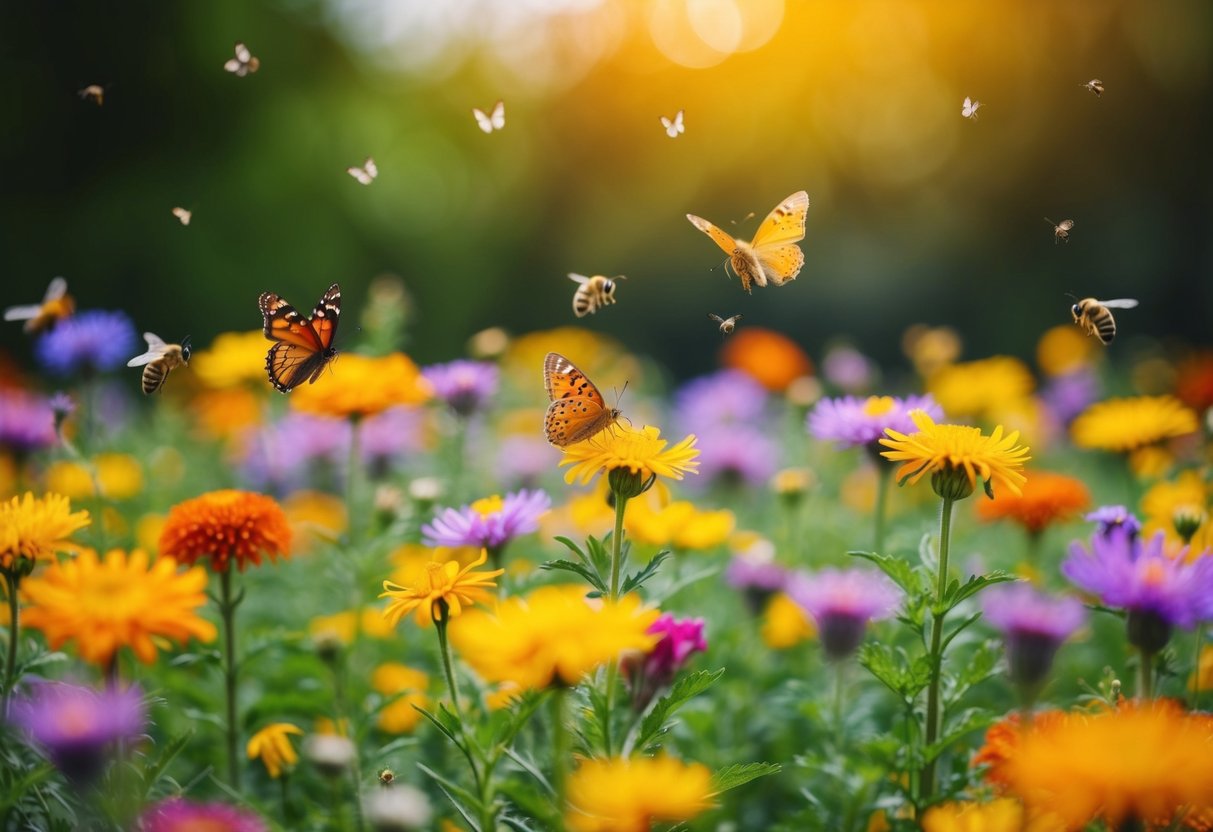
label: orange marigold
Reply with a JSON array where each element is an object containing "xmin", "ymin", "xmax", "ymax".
[
  {"xmin": 975, "ymin": 471, "xmax": 1091, "ymax": 534},
  {"xmin": 720, "ymin": 327, "xmax": 812, "ymax": 392},
  {"xmin": 159, "ymin": 489, "xmax": 292, "ymax": 571}
]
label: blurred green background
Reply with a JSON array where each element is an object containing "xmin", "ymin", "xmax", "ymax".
[{"xmin": 2, "ymin": 0, "xmax": 1211, "ymax": 378}]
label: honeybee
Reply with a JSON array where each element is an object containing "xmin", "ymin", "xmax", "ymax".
[
  {"xmin": 1071, "ymin": 297, "xmax": 1138, "ymax": 345},
  {"xmin": 1082, "ymin": 79, "xmax": 1105, "ymax": 97},
  {"xmin": 708, "ymin": 313, "xmax": 742, "ymax": 335},
  {"xmin": 1044, "ymin": 217, "xmax": 1074, "ymax": 244},
  {"xmin": 224, "ymin": 42, "xmax": 260, "ymax": 77},
  {"xmin": 126, "ymin": 332, "xmax": 191, "ymax": 394},
  {"xmin": 962, "ymin": 96, "xmax": 981, "ymax": 119},
  {"xmin": 77, "ymin": 85, "xmax": 105, "ymax": 106},
  {"xmin": 568, "ymin": 273, "xmax": 624, "ymax": 318},
  {"xmin": 4, "ymin": 277, "xmax": 75, "ymax": 334}
]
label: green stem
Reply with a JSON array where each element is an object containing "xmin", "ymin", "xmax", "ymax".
[
  {"xmin": 1138, "ymin": 647, "xmax": 1154, "ymax": 701},
  {"xmin": 920, "ymin": 496, "xmax": 954, "ymax": 804},
  {"xmin": 832, "ymin": 662, "xmax": 846, "ymax": 750},
  {"xmin": 550, "ymin": 689, "xmax": 569, "ymax": 810},
  {"xmin": 219, "ymin": 568, "xmax": 242, "ymax": 793},
  {"xmin": 602, "ymin": 491, "xmax": 630, "ymax": 756},
  {"xmin": 346, "ymin": 416, "xmax": 362, "ymax": 545},
  {"xmin": 449, "ymin": 417, "xmax": 468, "ymax": 505},
  {"xmin": 873, "ymin": 463, "xmax": 892, "ymax": 554},
  {"xmin": 3, "ymin": 570, "xmax": 20, "ymax": 716},
  {"xmin": 1193, "ymin": 625, "xmax": 1207, "ymax": 708},
  {"xmin": 434, "ymin": 603, "xmax": 461, "ymax": 712},
  {"xmin": 280, "ymin": 775, "xmax": 291, "ymax": 823}
]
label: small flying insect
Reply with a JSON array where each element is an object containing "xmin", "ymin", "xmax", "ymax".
[
  {"xmin": 1082, "ymin": 79, "xmax": 1105, "ymax": 97},
  {"xmin": 1070, "ymin": 297, "xmax": 1138, "ymax": 345},
  {"xmin": 660, "ymin": 110, "xmax": 685, "ymax": 138},
  {"xmin": 472, "ymin": 101, "xmax": 505, "ymax": 134},
  {"xmin": 171, "ymin": 207, "xmax": 192, "ymax": 226},
  {"xmin": 962, "ymin": 96, "xmax": 982, "ymax": 119},
  {"xmin": 77, "ymin": 85, "xmax": 105, "ymax": 106},
  {"xmin": 224, "ymin": 43, "xmax": 260, "ymax": 77},
  {"xmin": 127, "ymin": 332, "xmax": 191, "ymax": 395},
  {"xmin": 347, "ymin": 157, "xmax": 378, "ymax": 185},
  {"xmin": 4, "ymin": 277, "xmax": 75, "ymax": 334},
  {"xmin": 708, "ymin": 313, "xmax": 742, "ymax": 336},
  {"xmin": 568, "ymin": 273, "xmax": 624, "ymax": 318},
  {"xmin": 1045, "ymin": 217, "xmax": 1074, "ymax": 244}
]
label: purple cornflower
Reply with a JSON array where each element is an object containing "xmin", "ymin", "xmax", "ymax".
[
  {"xmin": 628, "ymin": 614, "xmax": 707, "ymax": 710},
  {"xmin": 361, "ymin": 405, "xmax": 428, "ymax": 476},
  {"xmin": 690, "ymin": 425, "xmax": 778, "ymax": 488},
  {"xmin": 1041, "ymin": 369, "xmax": 1099, "ymax": 425},
  {"xmin": 787, "ymin": 568, "xmax": 902, "ymax": 660},
  {"xmin": 8, "ymin": 681, "xmax": 146, "ymax": 783},
  {"xmin": 822, "ymin": 345, "xmax": 877, "ymax": 393},
  {"xmin": 808, "ymin": 394, "xmax": 944, "ymax": 450},
  {"xmin": 496, "ymin": 435, "xmax": 561, "ymax": 488},
  {"xmin": 240, "ymin": 413, "xmax": 349, "ymax": 492},
  {"xmin": 35, "ymin": 310, "xmax": 136, "ymax": 376},
  {"xmin": 725, "ymin": 540, "xmax": 787, "ymax": 614},
  {"xmin": 422, "ymin": 360, "xmax": 498, "ymax": 418},
  {"xmin": 0, "ymin": 389, "xmax": 56, "ymax": 455},
  {"xmin": 422, "ymin": 489, "xmax": 551, "ymax": 551},
  {"xmin": 1084, "ymin": 505, "xmax": 1141, "ymax": 543},
  {"xmin": 983, "ymin": 584, "xmax": 1085, "ymax": 691},
  {"xmin": 139, "ymin": 798, "xmax": 267, "ymax": 832},
  {"xmin": 674, "ymin": 370, "xmax": 768, "ymax": 431}
]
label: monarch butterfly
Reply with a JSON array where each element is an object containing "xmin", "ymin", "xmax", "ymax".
[
  {"xmin": 542, "ymin": 352, "xmax": 622, "ymax": 446},
  {"xmin": 258, "ymin": 283, "xmax": 341, "ymax": 393}
]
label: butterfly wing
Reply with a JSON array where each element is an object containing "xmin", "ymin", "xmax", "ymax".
[
  {"xmin": 347, "ymin": 166, "xmax": 372, "ymax": 185},
  {"xmin": 265, "ymin": 342, "xmax": 328, "ymax": 392},
  {"xmin": 757, "ymin": 244, "xmax": 805, "ymax": 285},
  {"xmin": 473, "ymin": 107, "xmax": 493, "ymax": 133},
  {"xmin": 687, "ymin": 214, "xmax": 740, "ymax": 257},
  {"xmin": 364, "ymin": 158, "xmax": 378, "ymax": 179},
  {"xmin": 751, "ymin": 191, "xmax": 809, "ymax": 249},
  {"xmin": 490, "ymin": 100, "xmax": 505, "ymax": 130},
  {"xmin": 542, "ymin": 353, "xmax": 617, "ymax": 445}
]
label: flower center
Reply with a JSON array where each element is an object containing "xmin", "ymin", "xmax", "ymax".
[
  {"xmin": 862, "ymin": 396, "xmax": 895, "ymax": 417},
  {"xmin": 471, "ymin": 496, "xmax": 504, "ymax": 517},
  {"xmin": 1140, "ymin": 559, "xmax": 1168, "ymax": 588}
]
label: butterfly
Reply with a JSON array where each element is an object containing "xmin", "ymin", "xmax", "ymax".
[
  {"xmin": 258, "ymin": 283, "xmax": 341, "ymax": 393},
  {"xmin": 962, "ymin": 96, "xmax": 981, "ymax": 119},
  {"xmin": 542, "ymin": 352, "xmax": 622, "ymax": 447},
  {"xmin": 473, "ymin": 100, "xmax": 505, "ymax": 134},
  {"xmin": 660, "ymin": 109, "xmax": 684, "ymax": 138},
  {"xmin": 1082, "ymin": 79, "xmax": 1104, "ymax": 97},
  {"xmin": 4, "ymin": 277, "xmax": 75, "ymax": 334},
  {"xmin": 347, "ymin": 157, "xmax": 378, "ymax": 185},
  {"xmin": 171, "ymin": 207, "xmax": 192, "ymax": 226},
  {"xmin": 686, "ymin": 191, "xmax": 809, "ymax": 293},
  {"xmin": 224, "ymin": 42, "xmax": 260, "ymax": 77}
]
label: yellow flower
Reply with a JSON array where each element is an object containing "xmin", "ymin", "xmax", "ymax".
[
  {"xmin": 902, "ymin": 324, "xmax": 962, "ymax": 377},
  {"xmin": 44, "ymin": 454, "xmax": 144, "ymax": 501},
  {"xmin": 922, "ymin": 799, "xmax": 1063, "ymax": 832},
  {"xmin": 560, "ymin": 425, "xmax": 699, "ymax": 486},
  {"xmin": 625, "ymin": 500, "xmax": 734, "ymax": 550},
  {"xmin": 448, "ymin": 585, "xmax": 660, "ymax": 690},
  {"xmin": 135, "ymin": 513, "xmax": 166, "ymax": 554},
  {"xmin": 1190, "ymin": 645, "xmax": 1213, "ymax": 693},
  {"xmin": 309, "ymin": 608, "xmax": 395, "ymax": 646},
  {"xmin": 247, "ymin": 723, "xmax": 303, "ymax": 779},
  {"xmin": 283, "ymin": 490, "xmax": 348, "ymax": 553},
  {"xmin": 927, "ymin": 356, "xmax": 1035, "ymax": 422},
  {"xmin": 0, "ymin": 492, "xmax": 90, "ymax": 571},
  {"xmin": 880, "ymin": 410, "xmax": 1031, "ymax": 500},
  {"xmin": 771, "ymin": 467, "xmax": 816, "ymax": 498},
  {"xmin": 1141, "ymin": 469, "xmax": 1212, "ymax": 553},
  {"xmin": 372, "ymin": 663, "xmax": 430, "ymax": 734},
  {"xmin": 21, "ymin": 548, "xmax": 216, "ymax": 666},
  {"xmin": 1071, "ymin": 395, "xmax": 1198, "ymax": 453},
  {"xmin": 159, "ymin": 489, "xmax": 292, "ymax": 572},
  {"xmin": 380, "ymin": 549, "xmax": 503, "ymax": 628},
  {"xmin": 387, "ymin": 544, "xmax": 482, "ymax": 589},
  {"xmin": 192, "ymin": 387, "xmax": 264, "ymax": 441},
  {"xmin": 191, "ymin": 330, "xmax": 268, "ymax": 389},
  {"xmin": 761, "ymin": 592, "xmax": 817, "ymax": 649},
  {"xmin": 1036, "ymin": 325, "xmax": 1100, "ymax": 377},
  {"xmin": 538, "ymin": 485, "xmax": 617, "ymax": 541},
  {"xmin": 501, "ymin": 327, "xmax": 631, "ymax": 390},
  {"xmin": 565, "ymin": 756, "xmax": 714, "ymax": 832},
  {"xmin": 291, "ymin": 352, "xmax": 430, "ymax": 419}
]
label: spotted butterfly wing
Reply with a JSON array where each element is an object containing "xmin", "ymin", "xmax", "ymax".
[
  {"xmin": 258, "ymin": 283, "xmax": 341, "ymax": 393},
  {"xmin": 542, "ymin": 352, "xmax": 621, "ymax": 446}
]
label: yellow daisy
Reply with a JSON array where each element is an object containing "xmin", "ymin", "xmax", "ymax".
[
  {"xmin": 247, "ymin": 723, "xmax": 303, "ymax": 779},
  {"xmin": 44, "ymin": 454, "xmax": 144, "ymax": 501},
  {"xmin": 565, "ymin": 756, "xmax": 715, "ymax": 832},
  {"xmin": 380, "ymin": 549, "xmax": 503, "ymax": 628},
  {"xmin": 1071, "ymin": 395, "xmax": 1198, "ymax": 453},
  {"xmin": 560, "ymin": 425, "xmax": 699, "ymax": 486},
  {"xmin": 0, "ymin": 492, "xmax": 90, "ymax": 571},
  {"xmin": 927, "ymin": 356, "xmax": 1035, "ymax": 421}
]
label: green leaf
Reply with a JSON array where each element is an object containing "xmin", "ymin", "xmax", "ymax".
[
  {"xmin": 848, "ymin": 550, "xmax": 921, "ymax": 596},
  {"xmin": 540, "ymin": 559, "xmax": 607, "ymax": 594},
  {"xmin": 941, "ymin": 570, "xmax": 1017, "ymax": 611},
  {"xmin": 418, "ymin": 763, "xmax": 482, "ymax": 832},
  {"xmin": 414, "ymin": 705, "xmax": 464, "ymax": 751},
  {"xmin": 634, "ymin": 668, "xmax": 725, "ymax": 753},
  {"xmin": 948, "ymin": 640, "xmax": 1004, "ymax": 705},
  {"xmin": 553, "ymin": 536, "xmax": 587, "ymax": 561},
  {"xmin": 940, "ymin": 611, "xmax": 983, "ymax": 652},
  {"xmin": 923, "ymin": 708, "xmax": 997, "ymax": 762},
  {"xmin": 858, "ymin": 644, "xmax": 931, "ymax": 700},
  {"xmin": 710, "ymin": 762, "xmax": 781, "ymax": 794},
  {"xmin": 621, "ymin": 551, "xmax": 670, "ymax": 594}
]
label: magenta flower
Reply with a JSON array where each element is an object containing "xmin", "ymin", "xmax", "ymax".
[
  {"xmin": 983, "ymin": 584, "xmax": 1085, "ymax": 690},
  {"xmin": 139, "ymin": 798, "xmax": 266, "ymax": 832},
  {"xmin": 422, "ymin": 360, "xmax": 498, "ymax": 418},
  {"xmin": 0, "ymin": 389, "xmax": 56, "ymax": 455},
  {"xmin": 422, "ymin": 489, "xmax": 550, "ymax": 551},
  {"xmin": 8, "ymin": 681, "xmax": 145, "ymax": 783},
  {"xmin": 627, "ymin": 614, "xmax": 707, "ymax": 709},
  {"xmin": 788, "ymin": 568, "xmax": 902, "ymax": 660},
  {"xmin": 808, "ymin": 394, "xmax": 943, "ymax": 450}
]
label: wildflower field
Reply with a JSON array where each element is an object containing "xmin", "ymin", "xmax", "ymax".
[{"xmin": 3, "ymin": 2, "xmax": 1213, "ymax": 831}]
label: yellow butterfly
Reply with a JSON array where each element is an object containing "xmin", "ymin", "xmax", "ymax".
[{"xmin": 687, "ymin": 191, "xmax": 809, "ymax": 293}]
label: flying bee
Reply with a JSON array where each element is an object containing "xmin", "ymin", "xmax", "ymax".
[
  {"xmin": 224, "ymin": 42, "xmax": 260, "ymax": 77},
  {"xmin": 568, "ymin": 273, "xmax": 624, "ymax": 318},
  {"xmin": 4, "ymin": 277, "xmax": 75, "ymax": 334},
  {"xmin": 1070, "ymin": 297, "xmax": 1138, "ymax": 345},
  {"xmin": 1045, "ymin": 217, "xmax": 1074, "ymax": 244},
  {"xmin": 127, "ymin": 332, "xmax": 191, "ymax": 395},
  {"xmin": 1082, "ymin": 79, "xmax": 1105, "ymax": 97},
  {"xmin": 708, "ymin": 313, "xmax": 742, "ymax": 335},
  {"xmin": 77, "ymin": 85, "xmax": 105, "ymax": 106}
]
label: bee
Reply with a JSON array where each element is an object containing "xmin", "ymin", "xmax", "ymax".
[
  {"xmin": 1082, "ymin": 79, "xmax": 1105, "ymax": 97},
  {"xmin": 4, "ymin": 277, "xmax": 75, "ymax": 334},
  {"xmin": 171, "ymin": 206, "xmax": 192, "ymax": 226},
  {"xmin": 224, "ymin": 42, "xmax": 260, "ymax": 77},
  {"xmin": 568, "ymin": 273, "xmax": 624, "ymax": 318},
  {"xmin": 126, "ymin": 332, "xmax": 191, "ymax": 394},
  {"xmin": 77, "ymin": 85, "xmax": 105, "ymax": 106},
  {"xmin": 1070, "ymin": 297, "xmax": 1138, "ymax": 345},
  {"xmin": 962, "ymin": 96, "xmax": 982, "ymax": 119},
  {"xmin": 708, "ymin": 313, "xmax": 742, "ymax": 335},
  {"xmin": 1045, "ymin": 217, "xmax": 1074, "ymax": 244}
]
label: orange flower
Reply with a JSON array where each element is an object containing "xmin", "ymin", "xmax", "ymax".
[
  {"xmin": 972, "ymin": 710, "xmax": 1066, "ymax": 789},
  {"xmin": 1176, "ymin": 351, "xmax": 1213, "ymax": 412},
  {"xmin": 975, "ymin": 471, "xmax": 1091, "ymax": 534},
  {"xmin": 721, "ymin": 328, "xmax": 812, "ymax": 392},
  {"xmin": 159, "ymin": 489, "xmax": 292, "ymax": 572}
]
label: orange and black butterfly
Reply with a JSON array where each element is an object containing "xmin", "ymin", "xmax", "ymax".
[
  {"xmin": 542, "ymin": 352, "xmax": 622, "ymax": 446},
  {"xmin": 258, "ymin": 283, "xmax": 341, "ymax": 393}
]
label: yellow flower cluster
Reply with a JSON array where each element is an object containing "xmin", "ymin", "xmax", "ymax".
[
  {"xmin": 191, "ymin": 330, "xmax": 269, "ymax": 389},
  {"xmin": 565, "ymin": 756, "xmax": 715, "ymax": 832},
  {"xmin": 1141, "ymin": 470, "xmax": 1211, "ymax": 554},
  {"xmin": 372, "ymin": 663, "xmax": 430, "ymax": 734},
  {"xmin": 927, "ymin": 356, "xmax": 1035, "ymax": 422},
  {"xmin": 44, "ymin": 454, "xmax": 144, "ymax": 501},
  {"xmin": 291, "ymin": 352, "xmax": 431, "ymax": 419},
  {"xmin": 625, "ymin": 499, "xmax": 734, "ymax": 550},
  {"xmin": 0, "ymin": 492, "xmax": 90, "ymax": 570}
]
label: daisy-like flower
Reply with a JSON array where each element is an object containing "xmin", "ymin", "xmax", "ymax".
[
  {"xmin": 246, "ymin": 722, "xmax": 303, "ymax": 779},
  {"xmin": 625, "ymin": 500, "xmax": 735, "ymax": 550},
  {"xmin": 565, "ymin": 755, "xmax": 715, "ymax": 832},
  {"xmin": 627, "ymin": 614, "xmax": 706, "ymax": 709},
  {"xmin": 1141, "ymin": 469, "xmax": 1212, "ymax": 552},
  {"xmin": 808, "ymin": 394, "xmax": 944, "ymax": 450},
  {"xmin": 422, "ymin": 490, "xmax": 551, "ymax": 551},
  {"xmin": 291, "ymin": 352, "xmax": 431, "ymax": 419},
  {"xmin": 0, "ymin": 492, "xmax": 90, "ymax": 572},
  {"xmin": 559, "ymin": 424, "xmax": 699, "ymax": 490},
  {"xmin": 139, "ymin": 798, "xmax": 267, "ymax": 832},
  {"xmin": 159, "ymin": 489, "xmax": 292, "ymax": 572},
  {"xmin": 190, "ymin": 330, "xmax": 272, "ymax": 389},
  {"xmin": 787, "ymin": 568, "xmax": 902, "ymax": 660},
  {"xmin": 0, "ymin": 389, "xmax": 56, "ymax": 456},
  {"xmin": 972, "ymin": 710, "xmax": 1066, "ymax": 790},
  {"xmin": 422, "ymin": 359, "xmax": 499, "ymax": 418},
  {"xmin": 982, "ymin": 584, "xmax": 1085, "ymax": 692},
  {"xmin": 380, "ymin": 549, "xmax": 503, "ymax": 628},
  {"xmin": 8, "ymin": 681, "xmax": 146, "ymax": 784},
  {"xmin": 926, "ymin": 356, "xmax": 1035, "ymax": 422},
  {"xmin": 1070, "ymin": 395, "xmax": 1198, "ymax": 453},
  {"xmin": 35, "ymin": 309, "xmax": 136, "ymax": 376},
  {"xmin": 975, "ymin": 470, "xmax": 1091, "ymax": 535},
  {"xmin": 448, "ymin": 585, "xmax": 660, "ymax": 690},
  {"xmin": 1085, "ymin": 504, "xmax": 1141, "ymax": 542},
  {"xmin": 880, "ymin": 410, "xmax": 1031, "ymax": 501},
  {"xmin": 21, "ymin": 548, "xmax": 217, "ymax": 667}
]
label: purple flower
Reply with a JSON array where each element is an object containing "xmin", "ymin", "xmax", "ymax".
[
  {"xmin": 674, "ymin": 370, "xmax": 769, "ymax": 432},
  {"xmin": 496, "ymin": 435, "xmax": 561, "ymax": 488},
  {"xmin": 725, "ymin": 540, "xmax": 787, "ymax": 614},
  {"xmin": 35, "ymin": 310, "xmax": 136, "ymax": 376},
  {"xmin": 690, "ymin": 425, "xmax": 778, "ymax": 488},
  {"xmin": 628, "ymin": 614, "xmax": 707, "ymax": 709},
  {"xmin": 422, "ymin": 360, "xmax": 498, "ymax": 418},
  {"xmin": 8, "ymin": 681, "xmax": 145, "ymax": 783},
  {"xmin": 139, "ymin": 798, "xmax": 267, "ymax": 832},
  {"xmin": 0, "ymin": 389, "xmax": 56, "ymax": 455},
  {"xmin": 808, "ymin": 394, "xmax": 944, "ymax": 449},
  {"xmin": 788, "ymin": 568, "xmax": 902, "ymax": 660},
  {"xmin": 361, "ymin": 405, "xmax": 428, "ymax": 475},
  {"xmin": 822, "ymin": 345, "xmax": 877, "ymax": 393},
  {"xmin": 240, "ymin": 412, "xmax": 350, "ymax": 493},
  {"xmin": 1084, "ymin": 505, "xmax": 1141, "ymax": 543},
  {"xmin": 1041, "ymin": 369, "xmax": 1099, "ymax": 425},
  {"xmin": 422, "ymin": 489, "xmax": 550, "ymax": 550},
  {"xmin": 983, "ymin": 584, "xmax": 1085, "ymax": 690}
]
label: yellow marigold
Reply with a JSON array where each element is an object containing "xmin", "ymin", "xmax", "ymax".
[
  {"xmin": 1071, "ymin": 395, "xmax": 1198, "ymax": 453},
  {"xmin": 880, "ymin": 410, "xmax": 1031, "ymax": 500},
  {"xmin": 565, "ymin": 756, "xmax": 714, "ymax": 832},
  {"xmin": 720, "ymin": 327, "xmax": 812, "ymax": 392},
  {"xmin": 1036, "ymin": 324, "xmax": 1100, "ymax": 377},
  {"xmin": 309, "ymin": 608, "xmax": 395, "ymax": 646},
  {"xmin": 761, "ymin": 592, "xmax": 817, "ymax": 649},
  {"xmin": 192, "ymin": 387, "xmax": 263, "ymax": 441},
  {"xmin": 975, "ymin": 470, "xmax": 1090, "ymax": 534},
  {"xmin": 291, "ymin": 352, "xmax": 430, "ymax": 419},
  {"xmin": 922, "ymin": 799, "xmax": 1064, "ymax": 832},
  {"xmin": 21, "ymin": 548, "xmax": 216, "ymax": 666},
  {"xmin": 560, "ymin": 425, "xmax": 699, "ymax": 486},
  {"xmin": 283, "ymin": 489, "xmax": 347, "ymax": 553},
  {"xmin": 191, "ymin": 330, "xmax": 268, "ymax": 389},
  {"xmin": 247, "ymin": 723, "xmax": 303, "ymax": 779},
  {"xmin": 927, "ymin": 356, "xmax": 1035, "ymax": 421},
  {"xmin": 159, "ymin": 489, "xmax": 292, "ymax": 572},
  {"xmin": 1002, "ymin": 701, "xmax": 1213, "ymax": 830},
  {"xmin": 380, "ymin": 549, "xmax": 503, "ymax": 628},
  {"xmin": 372, "ymin": 663, "xmax": 430, "ymax": 734},
  {"xmin": 625, "ymin": 500, "xmax": 734, "ymax": 550},
  {"xmin": 0, "ymin": 492, "xmax": 90, "ymax": 570},
  {"xmin": 448, "ymin": 585, "xmax": 660, "ymax": 690},
  {"xmin": 1141, "ymin": 470, "xmax": 1212, "ymax": 553},
  {"xmin": 44, "ymin": 454, "xmax": 143, "ymax": 501}
]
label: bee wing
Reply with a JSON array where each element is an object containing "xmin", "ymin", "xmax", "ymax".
[
  {"xmin": 728, "ymin": 315, "xmax": 743, "ymax": 324},
  {"xmin": 43, "ymin": 277, "xmax": 67, "ymax": 303},
  {"xmin": 4, "ymin": 304, "xmax": 41, "ymax": 322},
  {"xmin": 707, "ymin": 313, "xmax": 723, "ymax": 323},
  {"xmin": 1099, "ymin": 299, "xmax": 1138, "ymax": 309},
  {"xmin": 1059, "ymin": 219, "xmax": 1074, "ymax": 230},
  {"xmin": 143, "ymin": 332, "xmax": 167, "ymax": 351},
  {"xmin": 568, "ymin": 273, "xmax": 591, "ymax": 284},
  {"xmin": 128, "ymin": 333, "xmax": 167, "ymax": 366},
  {"xmin": 490, "ymin": 100, "xmax": 505, "ymax": 129}
]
